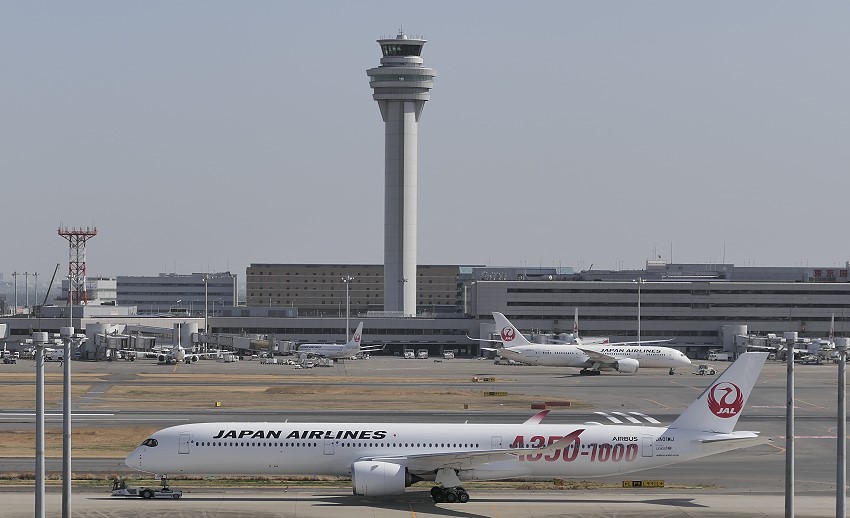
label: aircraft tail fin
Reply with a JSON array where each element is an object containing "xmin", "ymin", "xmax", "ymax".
[
  {"xmin": 492, "ymin": 313, "xmax": 532, "ymax": 347},
  {"xmin": 830, "ymin": 313, "xmax": 835, "ymax": 343},
  {"xmin": 573, "ymin": 308, "xmax": 579, "ymax": 337},
  {"xmin": 669, "ymin": 352, "xmax": 767, "ymax": 434},
  {"xmin": 345, "ymin": 322, "xmax": 365, "ymax": 351}
]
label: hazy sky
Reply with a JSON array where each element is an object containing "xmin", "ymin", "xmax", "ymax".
[{"xmin": 2, "ymin": 1, "xmax": 848, "ymax": 282}]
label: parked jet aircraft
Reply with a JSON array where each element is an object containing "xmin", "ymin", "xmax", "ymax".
[
  {"xmin": 126, "ymin": 353, "xmax": 767, "ymax": 503},
  {"xmin": 296, "ymin": 323, "xmax": 382, "ymax": 360},
  {"xmin": 550, "ymin": 308, "xmax": 608, "ymax": 345},
  {"xmin": 485, "ymin": 313, "xmax": 691, "ymax": 375}
]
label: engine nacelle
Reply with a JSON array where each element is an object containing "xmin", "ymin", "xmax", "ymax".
[
  {"xmin": 351, "ymin": 461, "xmax": 409, "ymax": 496},
  {"xmin": 614, "ymin": 358, "xmax": 639, "ymax": 373},
  {"xmin": 185, "ymin": 354, "xmax": 199, "ymax": 363},
  {"xmin": 157, "ymin": 354, "xmax": 168, "ymax": 363}
]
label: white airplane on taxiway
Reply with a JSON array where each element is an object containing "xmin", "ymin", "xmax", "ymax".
[{"xmin": 125, "ymin": 353, "xmax": 767, "ymax": 503}]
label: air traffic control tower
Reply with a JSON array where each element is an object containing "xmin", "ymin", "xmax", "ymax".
[{"xmin": 367, "ymin": 33, "xmax": 436, "ymax": 316}]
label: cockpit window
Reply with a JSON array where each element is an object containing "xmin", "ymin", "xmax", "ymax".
[{"xmin": 142, "ymin": 438, "xmax": 158, "ymax": 447}]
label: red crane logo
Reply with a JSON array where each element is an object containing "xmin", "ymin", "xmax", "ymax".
[
  {"xmin": 707, "ymin": 382, "xmax": 743, "ymax": 418},
  {"xmin": 500, "ymin": 327, "xmax": 516, "ymax": 342}
]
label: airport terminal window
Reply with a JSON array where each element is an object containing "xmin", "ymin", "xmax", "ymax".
[{"xmin": 141, "ymin": 439, "xmax": 158, "ymax": 447}]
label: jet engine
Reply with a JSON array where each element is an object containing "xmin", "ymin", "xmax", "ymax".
[
  {"xmin": 351, "ymin": 461, "xmax": 416, "ymax": 496},
  {"xmin": 157, "ymin": 354, "xmax": 168, "ymax": 363},
  {"xmin": 614, "ymin": 358, "xmax": 639, "ymax": 373},
  {"xmin": 184, "ymin": 354, "xmax": 199, "ymax": 363}
]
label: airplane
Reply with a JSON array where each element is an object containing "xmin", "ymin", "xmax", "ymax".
[
  {"xmin": 550, "ymin": 308, "xmax": 608, "ymax": 345},
  {"xmin": 155, "ymin": 343, "xmax": 199, "ymax": 365},
  {"xmin": 484, "ymin": 313, "xmax": 691, "ymax": 375},
  {"xmin": 295, "ymin": 323, "xmax": 382, "ymax": 360},
  {"xmin": 126, "ymin": 352, "xmax": 768, "ymax": 503}
]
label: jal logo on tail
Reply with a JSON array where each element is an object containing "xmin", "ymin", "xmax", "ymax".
[
  {"xmin": 500, "ymin": 327, "xmax": 516, "ymax": 342},
  {"xmin": 353, "ymin": 334, "xmax": 361, "ymax": 343},
  {"xmin": 707, "ymin": 382, "xmax": 743, "ymax": 418}
]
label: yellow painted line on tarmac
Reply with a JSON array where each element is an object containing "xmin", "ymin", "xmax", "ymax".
[
  {"xmin": 794, "ymin": 398, "xmax": 829, "ymax": 411},
  {"xmin": 643, "ymin": 398, "xmax": 672, "ymax": 410},
  {"xmin": 490, "ymin": 505, "xmax": 502, "ymax": 517},
  {"xmin": 408, "ymin": 502, "xmax": 417, "ymax": 517}
]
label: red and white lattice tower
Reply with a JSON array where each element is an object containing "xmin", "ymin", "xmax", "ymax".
[{"xmin": 57, "ymin": 226, "xmax": 97, "ymax": 305}]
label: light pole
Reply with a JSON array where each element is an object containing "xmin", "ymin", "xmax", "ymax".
[
  {"xmin": 12, "ymin": 272, "xmax": 17, "ymax": 314},
  {"xmin": 836, "ymin": 337, "xmax": 848, "ymax": 517},
  {"xmin": 203, "ymin": 275, "xmax": 209, "ymax": 334},
  {"xmin": 33, "ymin": 272, "xmax": 38, "ymax": 311},
  {"xmin": 342, "ymin": 276, "xmax": 354, "ymax": 341},
  {"xmin": 399, "ymin": 277, "xmax": 408, "ymax": 316},
  {"xmin": 632, "ymin": 277, "xmax": 645, "ymax": 343},
  {"xmin": 33, "ymin": 331, "xmax": 47, "ymax": 518},
  {"xmin": 25, "ymin": 272, "xmax": 29, "ymax": 310}
]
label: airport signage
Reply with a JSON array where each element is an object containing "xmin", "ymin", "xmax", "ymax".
[{"xmin": 622, "ymin": 480, "xmax": 664, "ymax": 488}]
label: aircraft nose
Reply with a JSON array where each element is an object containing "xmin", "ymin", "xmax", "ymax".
[{"xmin": 125, "ymin": 448, "xmax": 143, "ymax": 471}]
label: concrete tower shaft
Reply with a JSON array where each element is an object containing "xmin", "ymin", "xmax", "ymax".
[{"xmin": 367, "ymin": 33, "xmax": 435, "ymax": 315}]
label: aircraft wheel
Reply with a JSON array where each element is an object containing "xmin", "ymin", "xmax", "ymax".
[
  {"xmin": 457, "ymin": 490, "xmax": 470, "ymax": 503},
  {"xmin": 433, "ymin": 489, "xmax": 446, "ymax": 503},
  {"xmin": 172, "ymin": 493, "xmax": 180, "ymax": 499},
  {"xmin": 430, "ymin": 486, "xmax": 442, "ymax": 499},
  {"xmin": 669, "ymin": 369, "xmax": 675, "ymax": 375},
  {"xmin": 140, "ymin": 489, "xmax": 153, "ymax": 499},
  {"xmin": 444, "ymin": 490, "xmax": 457, "ymax": 503},
  {"xmin": 579, "ymin": 369, "xmax": 588, "ymax": 376}
]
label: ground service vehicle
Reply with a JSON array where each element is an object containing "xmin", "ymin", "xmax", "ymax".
[
  {"xmin": 693, "ymin": 364, "xmax": 716, "ymax": 375},
  {"xmin": 111, "ymin": 479, "xmax": 182, "ymax": 499}
]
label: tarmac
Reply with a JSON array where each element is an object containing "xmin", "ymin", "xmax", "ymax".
[
  {"xmin": 0, "ymin": 355, "xmax": 846, "ymax": 517},
  {"xmin": 0, "ymin": 487, "xmax": 838, "ymax": 518}
]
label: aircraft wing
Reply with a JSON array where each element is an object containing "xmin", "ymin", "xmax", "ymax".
[
  {"xmin": 365, "ymin": 431, "xmax": 582, "ymax": 474},
  {"xmin": 605, "ymin": 338, "xmax": 674, "ymax": 346},
  {"xmin": 577, "ymin": 347, "xmax": 619, "ymax": 367},
  {"xmin": 467, "ymin": 335, "xmax": 501, "ymax": 343}
]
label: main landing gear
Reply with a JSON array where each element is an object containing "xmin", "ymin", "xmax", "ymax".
[
  {"xmin": 431, "ymin": 485, "xmax": 470, "ymax": 503},
  {"xmin": 579, "ymin": 369, "xmax": 601, "ymax": 376},
  {"xmin": 669, "ymin": 368, "xmax": 675, "ymax": 375}
]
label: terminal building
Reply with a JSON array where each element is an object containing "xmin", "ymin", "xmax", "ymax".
[
  {"xmin": 2, "ymin": 262, "xmax": 848, "ymax": 360},
  {"xmin": 246, "ymin": 264, "xmax": 474, "ymax": 316},
  {"xmin": 116, "ymin": 272, "xmax": 238, "ymax": 315}
]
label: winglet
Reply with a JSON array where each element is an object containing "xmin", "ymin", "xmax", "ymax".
[
  {"xmin": 669, "ymin": 352, "xmax": 767, "ymax": 434},
  {"xmin": 492, "ymin": 313, "xmax": 533, "ymax": 346},
  {"xmin": 523, "ymin": 410, "xmax": 549, "ymax": 425}
]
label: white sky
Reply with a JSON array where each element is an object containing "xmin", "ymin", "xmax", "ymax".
[{"xmin": 2, "ymin": 1, "xmax": 848, "ymax": 281}]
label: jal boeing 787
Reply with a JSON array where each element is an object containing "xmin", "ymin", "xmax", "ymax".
[
  {"xmin": 486, "ymin": 313, "xmax": 691, "ymax": 375},
  {"xmin": 126, "ymin": 353, "xmax": 767, "ymax": 503}
]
